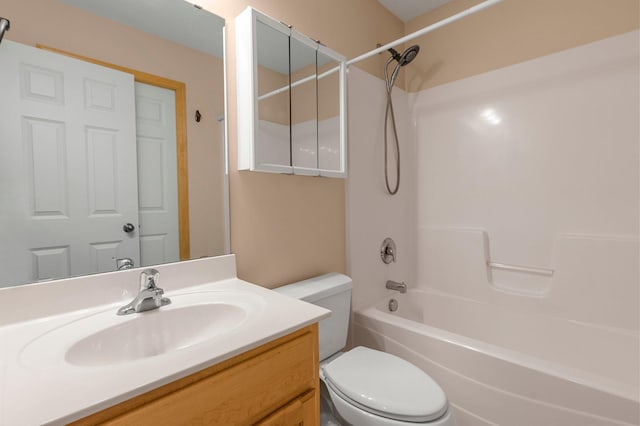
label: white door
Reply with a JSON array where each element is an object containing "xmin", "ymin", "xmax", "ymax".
[
  {"xmin": 134, "ymin": 82, "xmax": 180, "ymax": 266},
  {"xmin": 0, "ymin": 40, "xmax": 139, "ymax": 286}
]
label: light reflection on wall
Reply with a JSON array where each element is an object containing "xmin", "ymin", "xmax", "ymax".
[{"xmin": 481, "ymin": 108, "xmax": 502, "ymax": 125}]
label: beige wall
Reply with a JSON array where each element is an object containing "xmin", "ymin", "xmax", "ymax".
[
  {"xmin": 3, "ymin": 0, "xmax": 228, "ymax": 259},
  {"xmin": 404, "ymin": 0, "xmax": 640, "ymax": 92},
  {"xmin": 197, "ymin": 0, "xmax": 404, "ymax": 288}
]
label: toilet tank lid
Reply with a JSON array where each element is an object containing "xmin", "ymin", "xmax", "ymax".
[{"xmin": 274, "ymin": 273, "xmax": 352, "ymax": 302}]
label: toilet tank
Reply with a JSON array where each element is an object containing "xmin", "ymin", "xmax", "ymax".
[{"xmin": 274, "ymin": 273, "xmax": 352, "ymax": 361}]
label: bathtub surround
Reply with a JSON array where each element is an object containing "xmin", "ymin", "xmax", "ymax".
[
  {"xmin": 345, "ymin": 2, "xmax": 638, "ymax": 424},
  {"xmin": 347, "ymin": 66, "xmax": 417, "ymax": 313},
  {"xmin": 348, "ymin": 27, "xmax": 640, "ymax": 426},
  {"xmin": 412, "ymin": 30, "xmax": 639, "ymax": 331}
]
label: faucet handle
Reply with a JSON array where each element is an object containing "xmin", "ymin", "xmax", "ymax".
[
  {"xmin": 116, "ymin": 257, "xmax": 134, "ymax": 270},
  {"xmin": 380, "ymin": 237, "xmax": 397, "ymax": 264},
  {"xmin": 140, "ymin": 268, "xmax": 160, "ymax": 291}
]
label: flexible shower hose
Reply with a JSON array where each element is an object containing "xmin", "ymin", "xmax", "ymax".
[{"xmin": 383, "ymin": 57, "xmax": 402, "ymax": 195}]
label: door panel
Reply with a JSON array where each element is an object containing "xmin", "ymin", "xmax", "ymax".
[
  {"xmin": 89, "ymin": 241, "xmax": 123, "ymax": 273},
  {"xmin": 135, "ymin": 82, "xmax": 179, "ymax": 266},
  {"xmin": 0, "ymin": 40, "xmax": 139, "ymax": 286},
  {"xmin": 86, "ymin": 126, "xmax": 120, "ymax": 215},
  {"xmin": 23, "ymin": 117, "xmax": 68, "ymax": 217},
  {"xmin": 30, "ymin": 246, "xmax": 70, "ymax": 281}
]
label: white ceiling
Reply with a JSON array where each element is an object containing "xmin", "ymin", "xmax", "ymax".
[
  {"xmin": 378, "ymin": 0, "xmax": 454, "ymax": 22},
  {"xmin": 61, "ymin": 0, "xmax": 225, "ymax": 58}
]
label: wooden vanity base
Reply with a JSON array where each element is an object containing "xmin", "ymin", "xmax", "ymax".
[{"xmin": 71, "ymin": 324, "xmax": 319, "ymax": 426}]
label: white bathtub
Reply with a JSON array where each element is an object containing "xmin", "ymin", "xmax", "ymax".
[{"xmin": 352, "ymin": 289, "xmax": 640, "ymax": 426}]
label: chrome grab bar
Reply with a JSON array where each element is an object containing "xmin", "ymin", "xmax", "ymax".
[{"xmin": 486, "ymin": 261, "xmax": 553, "ymax": 277}]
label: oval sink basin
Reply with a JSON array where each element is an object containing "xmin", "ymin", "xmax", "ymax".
[
  {"xmin": 66, "ymin": 304, "xmax": 246, "ymax": 366},
  {"xmin": 18, "ymin": 291, "xmax": 264, "ymax": 368}
]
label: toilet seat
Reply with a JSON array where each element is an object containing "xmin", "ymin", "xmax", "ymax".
[{"xmin": 321, "ymin": 347, "xmax": 448, "ymax": 423}]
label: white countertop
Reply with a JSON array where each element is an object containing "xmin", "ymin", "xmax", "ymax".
[{"xmin": 0, "ymin": 256, "xmax": 329, "ymax": 425}]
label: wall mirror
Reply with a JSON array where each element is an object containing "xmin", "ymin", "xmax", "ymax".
[
  {"xmin": 236, "ymin": 7, "xmax": 347, "ymax": 178},
  {"xmin": 0, "ymin": 0, "xmax": 228, "ymax": 288}
]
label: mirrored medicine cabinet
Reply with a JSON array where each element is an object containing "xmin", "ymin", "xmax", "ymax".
[{"xmin": 236, "ymin": 7, "xmax": 347, "ymax": 177}]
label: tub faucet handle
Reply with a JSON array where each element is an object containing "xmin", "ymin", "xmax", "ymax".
[{"xmin": 380, "ymin": 237, "xmax": 397, "ymax": 264}]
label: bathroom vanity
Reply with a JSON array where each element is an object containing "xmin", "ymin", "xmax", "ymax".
[
  {"xmin": 0, "ymin": 255, "xmax": 329, "ymax": 425},
  {"xmin": 72, "ymin": 325, "xmax": 319, "ymax": 425}
]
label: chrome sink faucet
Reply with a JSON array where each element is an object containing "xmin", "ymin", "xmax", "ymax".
[
  {"xmin": 117, "ymin": 268, "xmax": 171, "ymax": 315},
  {"xmin": 386, "ymin": 280, "xmax": 407, "ymax": 294}
]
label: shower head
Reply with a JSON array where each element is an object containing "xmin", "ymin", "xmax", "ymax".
[
  {"xmin": 0, "ymin": 18, "xmax": 10, "ymax": 45},
  {"xmin": 388, "ymin": 45, "xmax": 420, "ymax": 66}
]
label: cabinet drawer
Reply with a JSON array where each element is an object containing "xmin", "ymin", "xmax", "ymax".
[
  {"xmin": 74, "ymin": 325, "xmax": 319, "ymax": 426},
  {"xmin": 256, "ymin": 390, "xmax": 316, "ymax": 426}
]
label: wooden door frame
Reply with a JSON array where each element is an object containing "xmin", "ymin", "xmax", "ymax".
[{"xmin": 37, "ymin": 45, "xmax": 190, "ymax": 260}]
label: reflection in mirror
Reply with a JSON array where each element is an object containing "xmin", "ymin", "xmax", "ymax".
[
  {"xmin": 317, "ymin": 48, "xmax": 342, "ymax": 173},
  {"xmin": 290, "ymin": 31, "xmax": 318, "ymax": 175},
  {"xmin": 0, "ymin": 0, "xmax": 228, "ymax": 288},
  {"xmin": 256, "ymin": 19, "xmax": 290, "ymax": 170}
]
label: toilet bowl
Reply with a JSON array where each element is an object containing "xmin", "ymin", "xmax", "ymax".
[{"xmin": 275, "ymin": 273, "xmax": 455, "ymax": 426}]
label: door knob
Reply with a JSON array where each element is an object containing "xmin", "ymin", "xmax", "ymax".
[{"xmin": 123, "ymin": 223, "xmax": 135, "ymax": 233}]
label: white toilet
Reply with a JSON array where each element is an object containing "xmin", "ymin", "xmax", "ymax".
[{"xmin": 275, "ymin": 273, "xmax": 455, "ymax": 426}]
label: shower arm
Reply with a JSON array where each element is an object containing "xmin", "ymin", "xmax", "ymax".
[
  {"xmin": 346, "ymin": 0, "xmax": 503, "ymax": 67},
  {"xmin": 0, "ymin": 17, "xmax": 10, "ymax": 45}
]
